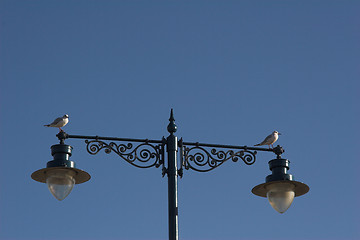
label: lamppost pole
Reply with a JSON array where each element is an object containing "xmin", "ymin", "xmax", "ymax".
[
  {"xmin": 166, "ymin": 109, "xmax": 179, "ymax": 240},
  {"xmin": 32, "ymin": 109, "xmax": 309, "ymax": 240}
]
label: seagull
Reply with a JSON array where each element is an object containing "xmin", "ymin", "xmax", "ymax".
[
  {"xmin": 44, "ymin": 114, "xmax": 69, "ymax": 132},
  {"xmin": 254, "ymin": 131, "xmax": 281, "ymax": 149}
]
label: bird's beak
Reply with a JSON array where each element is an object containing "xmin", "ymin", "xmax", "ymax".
[{"xmin": 278, "ymin": 132, "xmax": 282, "ymax": 135}]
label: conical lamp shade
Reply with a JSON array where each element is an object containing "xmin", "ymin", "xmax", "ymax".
[
  {"xmin": 46, "ymin": 169, "xmax": 75, "ymax": 201},
  {"xmin": 266, "ymin": 182, "xmax": 295, "ymax": 213}
]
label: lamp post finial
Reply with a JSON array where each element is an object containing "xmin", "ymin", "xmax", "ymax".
[{"xmin": 167, "ymin": 108, "xmax": 177, "ymax": 134}]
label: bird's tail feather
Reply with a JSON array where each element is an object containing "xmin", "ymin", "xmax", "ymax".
[
  {"xmin": 44, "ymin": 124, "xmax": 50, "ymax": 127},
  {"xmin": 254, "ymin": 144, "xmax": 261, "ymax": 146}
]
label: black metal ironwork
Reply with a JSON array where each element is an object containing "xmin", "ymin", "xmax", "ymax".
[
  {"xmin": 177, "ymin": 138, "xmax": 284, "ymax": 173},
  {"xmin": 56, "ymin": 131, "xmax": 165, "ymax": 169},
  {"xmin": 180, "ymin": 142, "xmax": 257, "ymax": 173},
  {"xmin": 85, "ymin": 139, "xmax": 164, "ymax": 169},
  {"xmin": 56, "ymin": 129, "xmax": 279, "ymax": 175}
]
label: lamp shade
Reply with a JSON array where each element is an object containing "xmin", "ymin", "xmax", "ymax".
[
  {"xmin": 266, "ymin": 182, "xmax": 295, "ymax": 213},
  {"xmin": 252, "ymin": 157, "xmax": 309, "ymax": 213},
  {"xmin": 46, "ymin": 168, "xmax": 76, "ymax": 201},
  {"xmin": 31, "ymin": 143, "xmax": 90, "ymax": 201}
]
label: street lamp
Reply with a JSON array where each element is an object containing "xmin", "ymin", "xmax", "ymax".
[
  {"xmin": 31, "ymin": 144, "xmax": 90, "ymax": 200},
  {"xmin": 31, "ymin": 109, "xmax": 309, "ymax": 239},
  {"xmin": 252, "ymin": 149, "xmax": 309, "ymax": 213}
]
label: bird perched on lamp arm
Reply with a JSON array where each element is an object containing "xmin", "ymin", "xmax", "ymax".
[
  {"xmin": 44, "ymin": 114, "xmax": 69, "ymax": 132},
  {"xmin": 255, "ymin": 131, "xmax": 281, "ymax": 149}
]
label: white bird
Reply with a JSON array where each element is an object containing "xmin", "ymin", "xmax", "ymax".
[
  {"xmin": 44, "ymin": 114, "xmax": 69, "ymax": 132},
  {"xmin": 254, "ymin": 131, "xmax": 281, "ymax": 149}
]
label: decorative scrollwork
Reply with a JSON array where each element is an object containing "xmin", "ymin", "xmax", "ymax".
[
  {"xmin": 182, "ymin": 146, "xmax": 256, "ymax": 172},
  {"xmin": 85, "ymin": 140, "xmax": 163, "ymax": 168}
]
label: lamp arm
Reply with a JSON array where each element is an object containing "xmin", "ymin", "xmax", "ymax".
[
  {"xmin": 55, "ymin": 132, "xmax": 285, "ymax": 175},
  {"xmin": 56, "ymin": 132, "xmax": 165, "ymax": 170},
  {"xmin": 178, "ymin": 139, "xmax": 284, "ymax": 174}
]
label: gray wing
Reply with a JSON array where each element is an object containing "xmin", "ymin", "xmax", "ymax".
[
  {"xmin": 49, "ymin": 117, "xmax": 63, "ymax": 125},
  {"xmin": 260, "ymin": 134, "xmax": 273, "ymax": 144}
]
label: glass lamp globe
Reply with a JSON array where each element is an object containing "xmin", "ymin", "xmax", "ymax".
[
  {"xmin": 266, "ymin": 182, "xmax": 295, "ymax": 214},
  {"xmin": 46, "ymin": 169, "xmax": 76, "ymax": 201}
]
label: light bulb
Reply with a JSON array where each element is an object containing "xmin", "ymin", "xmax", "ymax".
[
  {"xmin": 266, "ymin": 182, "xmax": 295, "ymax": 214},
  {"xmin": 46, "ymin": 169, "xmax": 76, "ymax": 201}
]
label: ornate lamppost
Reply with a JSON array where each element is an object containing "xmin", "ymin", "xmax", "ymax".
[{"xmin": 32, "ymin": 109, "xmax": 309, "ymax": 240}]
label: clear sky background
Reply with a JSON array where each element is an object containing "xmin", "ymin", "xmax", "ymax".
[{"xmin": 0, "ymin": 1, "xmax": 359, "ymax": 240}]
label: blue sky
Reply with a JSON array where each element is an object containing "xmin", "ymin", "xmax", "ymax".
[{"xmin": 0, "ymin": 1, "xmax": 359, "ymax": 240}]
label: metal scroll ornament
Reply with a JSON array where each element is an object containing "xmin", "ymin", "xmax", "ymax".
[
  {"xmin": 85, "ymin": 140, "xmax": 163, "ymax": 168},
  {"xmin": 182, "ymin": 146, "xmax": 257, "ymax": 172}
]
